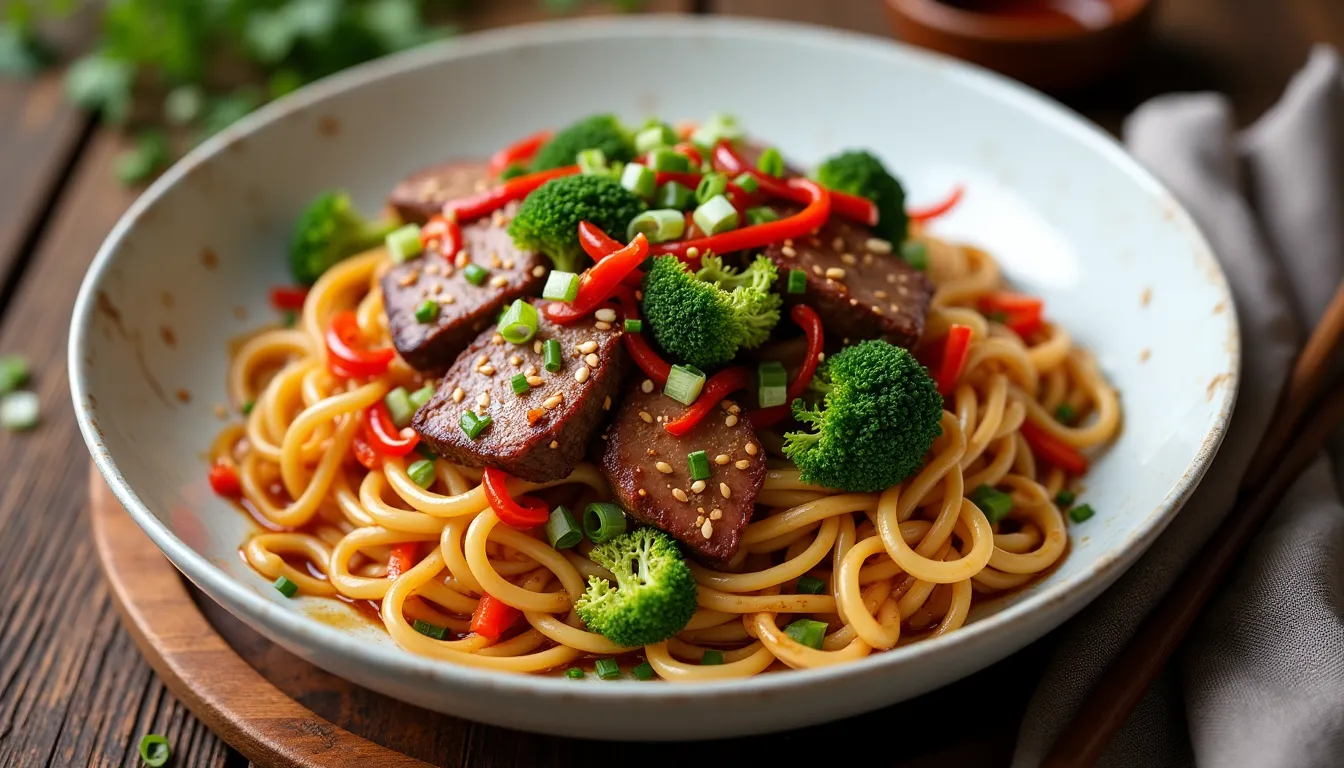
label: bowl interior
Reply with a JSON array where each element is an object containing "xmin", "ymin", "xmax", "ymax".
[{"xmin": 71, "ymin": 15, "xmax": 1235, "ymax": 733}]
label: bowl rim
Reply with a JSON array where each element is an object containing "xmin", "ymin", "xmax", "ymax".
[
  {"xmin": 69, "ymin": 13, "xmax": 1239, "ymax": 702},
  {"xmin": 886, "ymin": 0, "xmax": 1155, "ymax": 42}
]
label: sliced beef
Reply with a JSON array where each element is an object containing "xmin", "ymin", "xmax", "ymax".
[
  {"xmin": 598, "ymin": 384, "xmax": 765, "ymax": 563},
  {"xmin": 388, "ymin": 160, "xmax": 492, "ymax": 224},
  {"xmin": 413, "ymin": 311, "xmax": 626, "ymax": 482},
  {"xmin": 764, "ymin": 211, "xmax": 934, "ymax": 349},
  {"xmin": 381, "ymin": 202, "xmax": 547, "ymax": 371}
]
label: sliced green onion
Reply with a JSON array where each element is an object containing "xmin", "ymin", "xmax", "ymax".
[
  {"xmin": 757, "ymin": 361, "xmax": 788, "ymax": 408},
  {"xmin": 241, "ymin": 400, "xmax": 255, "ymax": 415},
  {"xmin": 695, "ymin": 172, "xmax": 727, "ymax": 204},
  {"xmin": 0, "ymin": 391, "xmax": 38, "ymax": 432},
  {"xmin": 655, "ymin": 181, "xmax": 694, "ymax": 211},
  {"xmin": 1068, "ymin": 504, "xmax": 1096, "ymax": 524},
  {"xmin": 385, "ymin": 224, "xmax": 422, "ymax": 263},
  {"xmin": 413, "ymin": 619, "xmax": 447, "ymax": 640},
  {"xmin": 756, "ymin": 147, "xmax": 785, "ymax": 177},
  {"xmin": 510, "ymin": 373, "xmax": 530, "ymax": 396},
  {"xmin": 632, "ymin": 660, "xmax": 655, "ymax": 680},
  {"xmin": 139, "ymin": 734, "xmax": 171, "ymax": 768},
  {"xmin": 624, "ymin": 318, "xmax": 643, "ymax": 333},
  {"xmin": 664, "ymin": 364, "xmax": 707, "ymax": 405},
  {"xmin": 408, "ymin": 384, "xmax": 435, "ymax": 410},
  {"xmin": 970, "ymin": 484, "xmax": 1014, "ymax": 524},
  {"xmin": 544, "ymin": 339, "xmax": 563, "ymax": 373},
  {"xmin": 648, "ymin": 147, "xmax": 691, "ymax": 172},
  {"xmin": 746, "ymin": 206, "xmax": 779, "ymax": 226},
  {"xmin": 463, "ymin": 263, "xmax": 489, "ymax": 286},
  {"xmin": 385, "ymin": 387, "xmax": 415, "ymax": 428},
  {"xmin": 733, "ymin": 172, "xmax": 758, "ymax": 194},
  {"xmin": 414, "ymin": 299, "xmax": 439, "ymax": 324},
  {"xmin": 1055, "ymin": 403, "xmax": 1078, "ymax": 425},
  {"xmin": 693, "ymin": 195, "xmax": 739, "ymax": 236},
  {"xmin": 282, "ymin": 310, "xmax": 298, "ymax": 328},
  {"xmin": 620, "ymin": 162, "xmax": 656, "ymax": 199},
  {"xmin": 595, "ymin": 657, "xmax": 621, "ymax": 679},
  {"xmin": 273, "ymin": 575, "xmax": 298, "ymax": 598},
  {"xmin": 545, "ymin": 505, "xmax": 583, "ymax": 550},
  {"xmin": 566, "ymin": 667, "xmax": 585, "ymax": 679},
  {"xmin": 635, "ymin": 125, "xmax": 672, "ymax": 154},
  {"xmin": 499, "ymin": 299, "xmax": 540, "ymax": 344},
  {"xmin": 584, "ymin": 502, "xmax": 627, "ymax": 543},
  {"xmin": 701, "ymin": 649, "xmax": 724, "ymax": 665},
  {"xmin": 901, "ymin": 240, "xmax": 928, "ymax": 271},
  {"xmin": 542, "ymin": 270, "xmax": 580, "ymax": 303},
  {"xmin": 407, "ymin": 459, "xmax": 436, "ymax": 488},
  {"xmin": 687, "ymin": 450, "xmax": 711, "ymax": 481},
  {"xmin": 783, "ymin": 619, "xmax": 826, "ymax": 649},
  {"xmin": 1055, "ymin": 489, "xmax": 1077, "ymax": 508},
  {"xmin": 577, "ymin": 147, "xmax": 608, "ymax": 176},
  {"xmin": 787, "ymin": 268, "xmax": 807, "ymax": 294},
  {"xmin": 627, "ymin": 209, "xmax": 686, "ymax": 243},
  {"xmin": 796, "ymin": 575, "xmax": 826, "ymax": 595},
  {"xmin": 500, "ymin": 163, "xmax": 527, "ymax": 181},
  {"xmin": 460, "ymin": 411, "xmax": 491, "ymax": 440},
  {"xmin": 690, "ymin": 112, "xmax": 743, "ymax": 148}
]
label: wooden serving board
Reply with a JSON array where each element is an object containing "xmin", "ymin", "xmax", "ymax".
[{"xmin": 90, "ymin": 470, "xmax": 1036, "ymax": 767}]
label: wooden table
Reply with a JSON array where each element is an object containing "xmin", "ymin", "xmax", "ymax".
[{"xmin": 1, "ymin": 1, "xmax": 1340, "ymax": 765}]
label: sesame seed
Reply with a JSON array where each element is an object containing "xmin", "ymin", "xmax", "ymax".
[
  {"xmin": 490, "ymin": 275, "xmax": 508, "ymax": 288},
  {"xmin": 863, "ymin": 253, "xmax": 874, "ymax": 265},
  {"xmin": 872, "ymin": 305, "xmax": 884, "ymax": 314},
  {"xmin": 818, "ymin": 352, "xmax": 826, "ymax": 362},
  {"xmin": 725, "ymin": 414, "xmax": 739, "ymax": 427},
  {"xmin": 594, "ymin": 321, "xmax": 612, "ymax": 331},
  {"xmin": 825, "ymin": 267, "xmax": 846, "ymax": 280},
  {"xmin": 527, "ymin": 408, "xmax": 544, "ymax": 424},
  {"xmin": 455, "ymin": 251, "xmax": 469, "ymax": 268},
  {"xmin": 503, "ymin": 259, "xmax": 515, "ymax": 269},
  {"xmin": 781, "ymin": 245, "xmax": 797, "ymax": 258},
  {"xmin": 532, "ymin": 265, "xmax": 546, "ymax": 277},
  {"xmin": 890, "ymin": 304, "xmax": 901, "ymax": 313},
  {"xmin": 641, "ymin": 379, "xmax": 654, "ymax": 394},
  {"xmin": 490, "ymin": 335, "xmax": 503, "ymax": 345},
  {"xmin": 525, "ymin": 364, "xmax": 538, "ymax": 376},
  {"xmin": 655, "ymin": 461, "xmax": 673, "ymax": 474},
  {"xmin": 648, "ymin": 449, "xmax": 658, "ymax": 456},
  {"xmin": 440, "ymin": 294, "xmax": 455, "ymax": 305},
  {"xmin": 691, "ymin": 480, "xmax": 706, "ymax": 494},
  {"xmin": 832, "ymin": 236, "xmax": 845, "ymax": 250},
  {"xmin": 710, "ymin": 509, "xmax": 722, "ymax": 520},
  {"xmin": 480, "ymin": 364, "xmax": 496, "ymax": 376},
  {"xmin": 672, "ymin": 488, "xmax": 689, "ymax": 502},
  {"xmin": 577, "ymin": 341, "xmax": 598, "ymax": 354},
  {"xmin": 533, "ymin": 340, "xmax": 543, "ymax": 354},
  {"xmin": 638, "ymin": 488, "xmax": 647, "ymax": 497},
  {"xmin": 686, "ymin": 247, "xmax": 700, "ymax": 259},
  {"xmin": 489, "ymin": 252, "xmax": 502, "ymax": 269},
  {"xmin": 695, "ymin": 514, "xmax": 705, "ymax": 527},
  {"xmin": 728, "ymin": 404, "xmax": 741, "ymax": 415},
  {"xmin": 509, "ymin": 355, "xmax": 522, "ymax": 366},
  {"xmin": 714, "ymin": 454, "xmax": 730, "ymax": 465},
  {"xmin": 701, "ymin": 520, "xmax": 714, "ymax": 539},
  {"xmin": 549, "ymin": 440, "xmax": 559, "ymax": 449},
  {"xmin": 575, "ymin": 365, "xmax": 591, "ymax": 383},
  {"xmin": 735, "ymin": 459, "xmax": 750, "ymax": 470},
  {"xmin": 398, "ymin": 270, "xmax": 419, "ymax": 287},
  {"xmin": 595, "ymin": 308, "xmax": 617, "ymax": 322},
  {"xmin": 543, "ymin": 395, "xmax": 562, "ymax": 410},
  {"xmin": 640, "ymin": 411, "xmax": 654, "ymax": 424},
  {"xmin": 720, "ymin": 483, "xmax": 732, "ymax": 499},
  {"xmin": 526, "ymin": 375, "xmax": 544, "ymax": 387},
  {"xmin": 476, "ymin": 355, "xmax": 488, "ymax": 366},
  {"xmin": 886, "ymin": 273, "xmax": 897, "ymax": 284},
  {"xmin": 812, "ymin": 265, "xmax": 823, "ymax": 276},
  {"xmin": 430, "ymin": 282, "xmax": 443, "ymax": 295},
  {"xmin": 478, "ymin": 392, "xmax": 490, "ymax": 408},
  {"xmin": 849, "ymin": 298, "xmax": 859, "ymax": 307},
  {"xmin": 866, "ymin": 237, "xmax": 893, "ymax": 254},
  {"xmin": 745, "ymin": 442, "xmax": 758, "ymax": 456},
  {"xmin": 584, "ymin": 353, "xmax": 599, "ymax": 368},
  {"xmin": 897, "ymin": 286, "xmax": 910, "ymax": 296},
  {"xmin": 603, "ymin": 395, "xmax": 612, "ymax": 410},
  {"xmin": 424, "ymin": 263, "xmax": 440, "ymax": 275},
  {"xmin": 840, "ymin": 253, "xmax": 857, "ymax": 265},
  {"xmin": 451, "ymin": 387, "xmax": 465, "ymax": 403},
  {"xmin": 875, "ymin": 290, "xmax": 888, "ymax": 299}
]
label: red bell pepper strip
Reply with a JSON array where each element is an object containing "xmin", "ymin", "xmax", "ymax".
[
  {"xmin": 979, "ymin": 291, "xmax": 1045, "ymax": 338},
  {"xmin": 673, "ymin": 141, "xmax": 703, "ymax": 167},
  {"xmin": 386, "ymin": 542, "xmax": 419, "ymax": 579},
  {"xmin": 712, "ymin": 142, "xmax": 878, "ymax": 227},
  {"xmin": 470, "ymin": 592, "xmax": 522, "ymax": 641},
  {"xmin": 542, "ymin": 233, "xmax": 649, "ymax": 324},
  {"xmin": 420, "ymin": 214, "xmax": 462, "ymax": 258},
  {"xmin": 935, "ymin": 324, "xmax": 973, "ymax": 396},
  {"xmin": 481, "ymin": 467, "xmax": 550, "ymax": 529},
  {"xmin": 649, "ymin": 178, "xmax": 832, "ymax": 259},
  {"xmin": 269, "ymin": 286, "xmax": 308, "ymax": 312},
  {"xmin": 664, "ymin": 366, "xmax": 754, "ymax": 437},
  {"xmin": 577, "ymin": 222, "xmax": 645, "ymax": 288},
  {"xmin": 1020, "ymin": 421, "xmax": 1089, "ymax": 475},
  {"xmin": 208, "ymin": 463, "xmax": 241, "ymax": 497},
  {"xmin": 326, "ymin": 311, "xmax": 395, "ymax": 377},
  {"xmin": 487, "ymin": 130, "xmax": 552, "ymax": 176},
  {"xmin": 444, "ymin": 165, "xmax": 579, "ymax": 222},
  {"xmin": 909, "ymin": 185, "xmax": 965, "ymax": 224},
  {"xmin": 612, "ymin": 286, "xmax": 671, "ymax": 385},
  {"xmin": 364, "ymin": 402, "xmax": 420, "ymax": 456},
  {"xmin": 350, "ymin": 433, "xmax": 379, "ymax": 470},
  {"xmin": 746, "ymin": 304, "xmax": 825, "ymax": 429}
]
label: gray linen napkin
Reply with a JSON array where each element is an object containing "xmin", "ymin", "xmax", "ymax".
[{"xmin": 1013, "ymin": 46, "xmax": 1344, "ymax": 767}]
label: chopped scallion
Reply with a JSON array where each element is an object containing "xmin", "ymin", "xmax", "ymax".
[
  {"xmin": 695, "ymin": 172, "xmax": 727, "ymax": 204},
  {"xmin": 241, "ymin": 400, "xmax": 255, "ymax": 415},
  {"xmin": 693, "ymin": 195, "xmax": 739, "ymax": 236},
  {"xmin": 544, "ymin": 338, "xmax": 563, "ymax": 372},
  {"xmin": 969, "ymin": 484, "xmax": 1014, "ymax": 524},
  {"xmin": 0, "ymin": 391, "xmax": 38, "ymax": 432},
  {"xmin": 901, "ymin": 240, "xmax": 929, "ymax": 271},
  {"xmin": 566, "ymin": 667, "xmax": 585, "ymax": 679},
  {"xmin": 273, "ymin": 575, "xmax": 298, "ymax": 598},
  {"xmin": 139, "ymin": 734, "xmax": 171, "ymax": 768},
  {"xmin": 687, "ymin": 450, "xmax": 711, "ymax": 481},
  {"xmin": 542, "ymin": 270, "xmax": 580, "ymax": 303},
  {"xmin": 632, "ymin": 660, "xmax": 655, "ymax": 680},
  {"xmin": 413, "ymin": 619, "xmax": 447, "ymax": 640},
  {"xmin": 1055, "ymin": 489, "xmax": 1077, "ymax": 508},
  {"xmin": 655, "ymin": 181, "xmax": 694, "ymax": 211},
  {"xmin": 385, "ymin": 224, "xmax": 423, "ymax": 263},
  {"xmin": 384, "ymin": 386, "xmax": 414, "ymax": 428},
  {"xmin": 584, "ymin": 502, "xmax": 627, "ymax": 543},
  {"xmin": 545, "ymin": 505, "xmax": 583, "ymax": 550},
  {"xmin": 620, "ymin": 162, "xmax": 656, "ymax": 199},
  {"xmin": 783, "ymin": 619, "xmax": 826, "ymax": 649},
  {"xmin": 408, "ymin": 385, "xmax": 435, "ymax": 410},
  {"xmin": 664, "ymin": 364, "xmax": 707, "ymax": 405},
  {"xmin": 414, "ymin": 299, "xmax": 439, "ymax": 324},
  {"xmin": 796, "ymin": 575, "xmax": 826, "ymax": 595},
  {"xmin": 463, "ymin": 263, "xmax": 489, "ymax": 286},
  {"xmin": 787, "ymin": 268, "xmax": 807, "ymax": 294},
  {"xmin": 745, "ymin": 206, "xmax": 779, "ymax": 226},
  {"xmin": 577, "ymin": 147, "xmax": 608, "ymax": 176},
  {"xmin": 689, "ymin": 112, "xmax": 744, "ymax": 148},
  {"xmin": 701, "ymin": 649, "xmax": 724, "ymax": 665},
  {"xmin": 733, "ymin": 172, "xmax": 758, "ymax": 194},
  {"xmin": 1068, "ymin": 504, "xmax": 1096, "ymax": 524},
  {"xmin": 1055, "ymin": 403, "xmax": 1078, "ymax": 425},
  {"xmin": 635, "ymin": 124, "xmax": 676, "ymax": 154},
  {"xmin": 595, "ymin": 657, "xmax": 621, "ymax": 679},
  {"xmin": 756, "ymin": 147, "xmax": 785, "ymax": 177},
  {"xmin": 407, "ymin": 459, "xmax": 436, "ymax": 488},
  {"xmin": 627, "ymin": 209, "xmax": 686, "ymax": 244},
  {"xmin": 510, "ymin": 373, "xmax": 530, "ymax": 396},
  {"xmin": 757, "ymin": 361, "xmax": 788, "ymax": 408},
  {"xmin": 648, "ymin": 147, "xmax": 691, "ymax": 172},
  {"xmin": 460, "ymin": 411, "xmax": 492, "ymax": 440},
  {"xmin": 499, "ymin": 299, "xmax": 540, "ymax": 345},
  {"xmin": 282, "ymin": 310, "xmax": 297, "ymax": 328},
  {"xmin": 624, "ymin": 318, "xmax": 643, "ymax": 333}
]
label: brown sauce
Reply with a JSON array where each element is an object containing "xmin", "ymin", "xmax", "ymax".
[{"xmin": 939, "ymin": 0, "xmax": 1116, "ymax": 29}]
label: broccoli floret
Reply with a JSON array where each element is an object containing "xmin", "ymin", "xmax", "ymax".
[
  {"xmin": 783, "ymin": 340, "xmax": 943, "ymax": 492},
  {"xmin": 507, "ymin": 175, "xmax": 646, "ymax": 273},
  {"xmin": 289, "ymin": 191, "xmax": 396, "ymax": 285},
  {"xmin": 530, "ymin": 113, "xmax": 635, "ymax": 172},
  {"xmin": 575, "ymin": 527, "xmax": 698, "ymax": 647},
  {"xmin": 641, "ymin": 254, "xmax": 782, "ymax": 369},
  {"xmin": 814, "ymin": 150, "xmax": 908, "ymax": 244}
]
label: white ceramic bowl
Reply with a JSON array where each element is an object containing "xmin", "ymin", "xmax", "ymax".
[{"xmin": 70, "ymin": 16, "xmax": 1238, "ymax": 741}]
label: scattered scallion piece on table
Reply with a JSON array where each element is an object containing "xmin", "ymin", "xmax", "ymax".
[
  {"xmin": 385, "ymin": 224, "xmax": 423, "ymax": 263},
  {"xmin": 701, "ymin": 649, "xmax": 724, "ymax": 666},
  {"xmin": 511, "ymin": 373, "xmax": 530, "ymax": 396},
  {"xmin": 138, "ymin": 734, "xmax": 171, "ymax": 768},
  {"xmin": 624, "ymin": 318, "xmax": 643, "ymax": 333},
  {"xmin": 542, "ymin": 270, "xmax": 580, "ymax": 303},
  {"xmin": 414, "ymin": 299, "xmax": 439, "ymax": 324},
  {"xmin": 687, "ymin": 450, "xmax": 711, "ymax": 481},
  {"xmin": 664, "ymin": 364, "xmax": 707, "ymax": 406},
  {"xmin": 0, "ymin": 355, "xmax": 29, "ymax": 394},
  {"xmin": 632, "ymin": 660, "xmax": 655, "ymax": 680},
  {"xmin": 620, "ymin": 162, "xmax": 656, "ymax": 199},
  {"xmin": 969, "ymin": 484, "xmax": 1014, "ymax": 524},
  {"xmin": 413, "ymin": 619, "xmax": 447, "ymax": 640},
  {"xmin": 1068, "ymin": 504, "xmax": 1096, "ymax": 524},
  {"xmin": 796, "ymin": 575, "xmax": 826, "ymax": 595},
  {"xmin": 544, "ymin": 339, "xmax": 563, "ymax": 373},
  {"xmin": 566, "ymin": 667, "xmax": 585, "ymax": 679},
  {"xmin": 1055, "ymin": 489, "xmax": 1077, "ymax": 508},
  {"xmin": 0, "ymin": 391, "xmax": 39, "ymax": 432},
  {"xmin": 901, "ymin": 240, "xmax": 928, "ymax": 271},
  {"xmin": 407, "ymin": 459, "xmax": 436, "ymax": 489},
  {"xmin": 787, "ymin": 268, "xmax": 807, "ymax": 294},
  {"xmin": 746, "ymin": 206, "xmax": 779, "ymax": 226},
  {"xmin": 408, "ymin": 385, "xmax": 434, "ymax": 410},
  {"xmin": 756, "ymin": 147, "xmax": 785, "ymax": 177},
  {"xmin": 584, "ymin": 502, "xmax": 627, "ymax": 544},
  {"xmin": 273, "ymin": 575, "xmax": 298, "ymax": 598},
  {"xmin": 384, "ymin": 387, "xmax": 415, "ymax": 428},
  {"xmin": 1055, "ymin": 403, "xmax": 1078, "ymax": 424},
  {"xmin": 460, "ymin": 411, "xmax": 491, "ymax": 439},
  {"xmin": 693, "ymin": 194, "xmax": 739, "ymax": 236},
  {"xmin": 499, "ymin": 299, "xmax": 539, "ymax": 344},
  {"xmin": 545, "ymin": 506, "xmax": 582, "ymax": 550},
  {"xmin": 594, "ymin": 657, "xmax": 621, "ymax": 679},
  {"xmin": 757, "ymin": 361, "xmax": 788, "ymax": 408},
  {"xmin": 783, "ymin": 619, "xmax": 827, "ymax": 650},
  {"xmin": 695, "ymin": 172, "xmax": 727, "ymax": 204},
  {"xmin": 655, "ymin": 181, "xmax": 694, "ymax": 211},
  {"xmin": 627, "ymin": 209, "xmax": 685, "ymax": 243},
  {"xmin": 463, "ymin": 263, "xmax": 489, "ymax": 286}
]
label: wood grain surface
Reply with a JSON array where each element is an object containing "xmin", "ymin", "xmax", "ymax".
[{"xmin": 1, "ymin": 1, "xmax": 1342, "ymax": 766}]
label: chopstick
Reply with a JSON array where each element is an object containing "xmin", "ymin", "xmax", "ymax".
[{"xmin": 1042, "ymin": 279, "xmax": 1344, "ymax": 767}]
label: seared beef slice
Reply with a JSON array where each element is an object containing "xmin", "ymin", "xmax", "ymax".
[{"xmin": 388, "ymin": 160, "xmax": 492, "ymax": 224}]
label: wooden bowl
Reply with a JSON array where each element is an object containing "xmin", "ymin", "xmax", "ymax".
[{"xmin": 884, "ymin": 0, "xmax": 1156, "ymax": 92}]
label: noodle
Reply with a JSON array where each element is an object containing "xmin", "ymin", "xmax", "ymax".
[{"xmin": 214, "ymin": 229, "xmax": 1120, "ymax": 680}]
